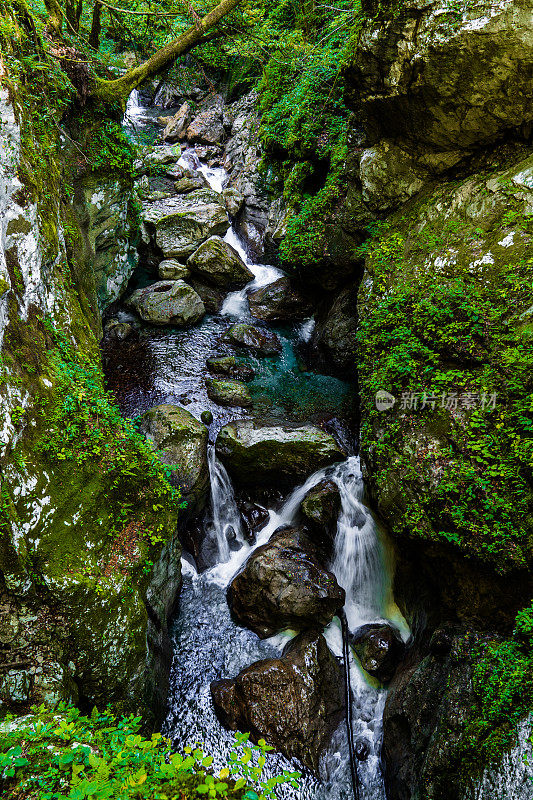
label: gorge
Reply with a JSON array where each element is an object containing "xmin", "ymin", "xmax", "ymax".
[{"xmin": 0, "ymin": 0, "xmax": 532, "ymax": 798}]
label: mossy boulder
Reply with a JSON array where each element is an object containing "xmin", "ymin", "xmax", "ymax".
[
  {"xmin": 205, "ymin": 377, "xmax": 253, "ymax": 408},
  {"xmin": 301, "ymin": 479, "xmax": 341, "ymax": 542},
  {"xmin": 139, "ymin": 404, "xmax": 209, "ymax": 518},
  {"xmin": 248, "ymin": 277, "xmax": 312, "ymax": 322},
  {"xmin": 206, "ymin": 356, "xmax": 255, "ymax": 382},
  {"xmin": 126, "ymin": 280, "xmax": 205, "ymax": 326},
  {"xmin": 216, "ymin": 419, "xmax": 346, "ymax": 487},
  {"xmin": 187, "ymin": 236, "xmax": 253, "ymax": 289},
  {"xmin": 221, "ymin": 323, "xmax": 282, "ymax": 356}
]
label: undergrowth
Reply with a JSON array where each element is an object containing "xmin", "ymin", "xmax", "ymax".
[{"xmin": 0, "ymin": 704, "xmax": 301, "ymax": 800}]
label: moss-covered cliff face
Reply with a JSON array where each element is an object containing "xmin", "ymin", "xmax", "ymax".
[
  {"xmin": 336, "ymin": 0, "xmax": 533, "ymax": 795},
  {"xmin": 0, "ymin": 6, "xmax": 180, "ymax": 724}
]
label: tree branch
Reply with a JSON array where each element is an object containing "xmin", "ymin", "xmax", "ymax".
[{"xmin": 91, "ymin": 0, "xmax": 242, "ymax": 105}]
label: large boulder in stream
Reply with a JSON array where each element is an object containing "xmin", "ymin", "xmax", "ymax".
[
  {"xmin": 211, "ymin": 631, "xmax": 344, "ymax": 773},
  {"xmin": 351, "ymin": 623, "xmax": 406, "ymax": 683},
  {"xmin": 221, "ymin": 323, "xmax": 282, "ymax": 356},
  {"xmin": 187, "ymin": 236, "xmax": 254, "ymax": 289},
  {"xmin": 301, "ymin": 479, "xmax": 342, "ymax": 544},
  {"xmin": 163, "ymin": 102, "xmax": 191, "ymax": 143},
  {"xmin": 142, "ymin": 190, "xmax": 229, "ymax": 259},
  {"xmin": 228, "ymin": 526, "xmax": 345, "ymax": 638},
  {"xmin": 138, "ymin": 404, "xmax": 209, "ymax": 517},
  {"xmin": 186, "ymin": 94, "xmax": 225, "ymax": 145},
  {"xmin": 207, "ymin": 356, "xmax": 255, "ymax": 382},
  {"xmin": 216, "ymin": 419, "xmax": 346, "ymax": 487},
  {"xmin": 205, "ymin": 377, "xmax": 253, "ymax": 408},
  {"xmin": 126, "ymin": 280, "xmax": 205, "ymax": 327},
  {"xmin": 248, "ymin": 277, "xmax": 312, "ymax": 323}
]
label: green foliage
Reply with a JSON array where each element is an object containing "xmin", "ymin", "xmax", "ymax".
[
  {"xmin": 0, "ymin": 705, "xmax": 300, "ymax": 800},
  {"xmin": 255, "ymin": 0, "xmax": 358, "ymax": 269},
  {"xmin": 356, "ymin": 183, "xmax": 533, "ymax": 572},
  {"xmin": 38, "ymin": 322, "xmax": 182, "ymax": 547},
  {"xmin": 458, "ymin": 604, "xmax": 533, "ymax": 774}
]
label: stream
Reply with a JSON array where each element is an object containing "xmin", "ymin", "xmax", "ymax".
[{"xmin": 106, "ymin": 90, "xmax": 409, "ymax": 800}]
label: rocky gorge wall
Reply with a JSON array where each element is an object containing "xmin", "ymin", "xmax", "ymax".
[{"xmin": 0, "ymin": 23, "xmax": 181, "ymax": 724}]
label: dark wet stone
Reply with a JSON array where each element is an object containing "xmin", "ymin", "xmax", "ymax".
[{"xmin": 351, "ymin": 623, "xmax": 405, "ymax": 683}]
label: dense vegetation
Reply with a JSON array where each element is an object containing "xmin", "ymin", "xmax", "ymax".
[{"xmin": 0, "ymin": 705, "xmax": 300, "ymax": 799}]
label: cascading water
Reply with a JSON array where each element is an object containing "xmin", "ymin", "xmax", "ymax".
[{"xmin": 120, "ymin": 93, "xmax": 408, "ymax": 800}]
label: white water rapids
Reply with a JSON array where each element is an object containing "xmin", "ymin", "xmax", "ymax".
[{"xmin": 125, "ymin": 99, "xmax": 408, "ymax": 800}]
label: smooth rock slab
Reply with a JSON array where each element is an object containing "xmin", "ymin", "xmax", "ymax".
[
  {"xmin": 211, "ymin": 631, "xmax": 344, "ymax": 773},
  {"xmin": 205, "ymin": 377, "xmax": 253, "ymax": 408},
  {"xmin": 216, "ymin": 419, "xmax": 346, "ymax": 487},
  {"xmin": 221, "ymin": 323, "xmax": 282, "ymax": 356},
  {"xmin": 142, "ymin": 190, "xmax": 229, "ymax": 259},
  {"xmin": 138, "ymin": 404, "xmax": 209, "ymax": 517},
  {"xmin": 126, "ymin": 280, "xmax": 205, "ymax": 326},
  {"xmin": 228, "ymin": 526, "xmax": 345, "ymax": 638},
  {"xmin": 187, "ymin": 236, "xmax": 254, "ymax": 289}
]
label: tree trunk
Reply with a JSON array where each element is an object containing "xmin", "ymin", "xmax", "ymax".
[
  {"xmin": 44, "ymin": 0, "xmax": 63, "ymax": 37},
  {"xmin": 91, "ymin": 0, "xmax": 241, "ymax": 105},
  {"xmin": 65, "ymin": 0, "xmax": 78, "ymax": 32},
  {"xmin": 88, "ymin": 0, "xmax": 102, "ymax": 49}
]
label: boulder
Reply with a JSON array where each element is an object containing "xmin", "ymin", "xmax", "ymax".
[
  {"xmin": 186, "ymin": 94, "xmax": 225, "ymax": 145},
  {"xmin": 142, "ymin": 190, "xmax": 229, "ymax": 259},
  {"xmin": 228, "ymin": 526, "xmax": 345, "ymax": 638},
  {"xmin": 301, "ymin": 479, "xmax": 341, "ymax": 542},
  {"xmin": 136, "ymin": 144, "xmax": 182, "ymax": 173},
  {"xmin": 211, "ymin": 631, "xmax": 344, "ymax": 773},
  {"xmin": 221, "ymin": 323, "xmax": 282, "ymax": 356},
  {"xmin": 157, "ymin": 259, "xmax": 189, "ymax": 280},
  {"xmin": 187, "ymin": 278, "xmax": 225, "ymax": 314},
  {"xmin": 206, "ymin": 356, "xmax": 255, "ymax": 382},
  {"xmin": 216, "ymin": 419, "xmax": 346, "ymax": 487},
  {"xmin": 205, "ymin": 377, "xmax": 253, "ymax": 408},
  {"xmin": 174, "ymin": 171, "xmax": 207, "ymax": 194},
  {"xmin": 222, "ymin": 187, "xmax": 244, "ymax": 217},
  {"xmin": 187, "ymin": 236, "xmax": 254, "ymax": 289},
  {"xmin": 138, "ymin": 404, "xmax": 209, "ymax": 517},
  {"xmin": 163, "ymin": 102, "xmax": 191, "ymax": 143},
  {"xmin": 351, "ymin": 623, "xmax": 406, "ymax": 683},
  {"xmin": 236, "ymin": 499, "xmax": 269, "ymax": 540},
  {"xmin": 126, "ymin": 280, "xmax": 205, "ymax": 327},
  {"xmin": 248, "ymin": 277, "xmax": 312, "ymax": 323}
]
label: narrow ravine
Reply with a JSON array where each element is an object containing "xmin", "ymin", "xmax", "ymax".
[{"xmin": 107, "ymin": 90, "xmax": 409, "ymax": 800}]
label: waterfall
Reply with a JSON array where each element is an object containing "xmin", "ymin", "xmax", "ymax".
[
  {"xmin": 331, "ymin": 457, "xmax": 386, "ymax": 630},
  {"xmin": 204, "ymin": 444, "xmax": 245, "ymax": 563}
]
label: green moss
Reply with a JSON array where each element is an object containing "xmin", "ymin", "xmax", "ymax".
[{"xmin": 357, "ymin": 158, "xmax": 533, "ymax": 573}]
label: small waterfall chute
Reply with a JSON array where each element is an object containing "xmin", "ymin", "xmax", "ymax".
[{"xmin": 204, "ymin": 444, "xmax": 245, "ymax": 563}]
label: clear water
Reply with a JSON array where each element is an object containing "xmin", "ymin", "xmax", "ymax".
[{"xmin": 117, "ymin": 94, "xmax": 408, "ymax": 800}]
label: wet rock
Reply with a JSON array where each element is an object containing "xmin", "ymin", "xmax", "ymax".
[
  {"xmin": 126, "ymin": 280, "xmax": 205, "ymax": 327},
  {"xmin": 211, "ymin": 631, "xmax": 344, "ymax": 773},
  {"xmin": 139, "ymin": 404, "xmax": 209, "ymax": 517},
  {"xmin": 222, "ymin": 187, "xmax": 244, "ymax": 217},
  {"xmin": 301, "ymin": 479, "xmax": 341, "ymax": 542},
  {"xmin": 142, "ymin": 190, "xmax": 229, "ymax": 260},
  {"xmin": 186, "ymin": 94, "xmax": 225, "ymax": 145},
  {"xmin": 200, "ymin": 410, "xmax": 213, "ymax": 425},
  {"xmin": 104, "ymin": 319, "xmax": 134, "ymax": 342},
  {"xmin": 236, "ymin": 499, "xmax": 269, "ymax": 540},
  {"xmin": 310, "ymin": 284, "xmax": 357, "ymax": 379},
  {"xmin": 187, "ymin": 236, "xmax": 254, "ymax": 289},
  {"xmin": 206, "ymin": 356, "xmax": 255, "ymax": 382},
  {"xmin": 228, "ymin": 526, "xmax": 345, "ymax": 638},
  {"xmin": 163, "ymin": 102, "xmax": 191, "ymax": 143},
  {"xmin": 356, "ymin": 740, "xmax": 370, "ymax": 762},
  {"xmin": 157, "ymin": 259, "xmax": 189, "ymax": 280},
  {"xmin": 248, "ymin": 277, "xmax": 312, "ymax": 323},
  {"xmin": 187, "ymin": 278, "xmax": 226, "ymax": 314},
  {"xmin": 351, "ymin": 623, "xmax": 405, "ymax": 683},
  {"xmin": 216, "ymin": 419, "xmax": 346, "ymax": 487},
  {"xmin": 205, "ymin": 377, "xmax": 253, "ymax": 408},
  {"xmin": 221, "ymin": 323, "xmax": 282, "ymax": 356}
]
